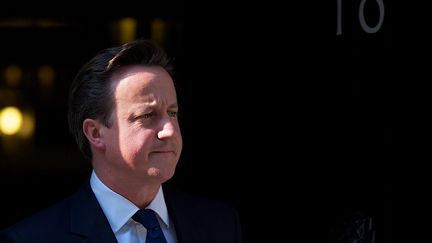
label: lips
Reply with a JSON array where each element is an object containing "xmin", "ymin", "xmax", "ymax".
[{"xmin": 151, "ymin": 150, "xmax": 175, "ymax": 154}]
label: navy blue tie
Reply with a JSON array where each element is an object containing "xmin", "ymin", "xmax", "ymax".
[{"xmin": 132, "ymin": 209, "xmax": 168, "ymax": 243}]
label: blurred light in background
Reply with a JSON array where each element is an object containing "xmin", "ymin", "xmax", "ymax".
[
  {"xmin": 0, "ymin": 19, "xmax": 68, "ymax": 28},
  {"xmin": 17, "ymin": 110, "xmax": 35, "ymax": 138},
  {"xmin": 0, "ymin": 106, "xmax": 35, "ymax": 138},
  {"xmin": 115, "ymin": 17, "xmax": 137, "ymax": 44},
  {"xmin": 151, "ymin": 18, "xmax": 166, "ymax": 45},
  {"xmin": 0, "ymin": 106, "xmax": 35, "ymax": 155},
  {"xmin": 0, "ymin": 106, "xmax": 23, "ymax": 135},
  {"xmin": 4, "ymin": 65, "xmax": 22, "ymax": 87},
  {"xmin": 38, "ymin": 65, "xmax": 55, "ymax": 91}
]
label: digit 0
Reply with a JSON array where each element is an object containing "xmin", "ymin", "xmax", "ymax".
[{"xmin": 358, "ymin": 0, "xmax": 385, "ymax": 34}]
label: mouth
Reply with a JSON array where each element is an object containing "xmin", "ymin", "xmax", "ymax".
[{"xmin": 151, "ymin": 150, "xmax": 175, "ymax": 154}]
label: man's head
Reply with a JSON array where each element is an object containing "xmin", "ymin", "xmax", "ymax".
[{"xmin": 68, "ymin": 39, "xmax": 182, "ymax": 183}]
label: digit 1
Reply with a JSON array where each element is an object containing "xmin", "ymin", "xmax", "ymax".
[{"xmin": 336, "ymin": 0, "xmax": 342, "ymax": 35}]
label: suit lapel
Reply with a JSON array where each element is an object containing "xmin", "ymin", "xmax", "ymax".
[
  {"xmin": 68, "ymin": 181, "xmax": 118, "ymax": 243},
  {"xmin": 164, "ymin": 186, "xmax": 206, "ymax": 243},
  {"xmin": 65, "ymin": 181, "xmax": 208, "ymax": 242}
]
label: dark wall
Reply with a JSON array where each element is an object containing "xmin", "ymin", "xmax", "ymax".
[{"xmin": 1, "ymin": 1, "xmax": 391, "ymax": 242}]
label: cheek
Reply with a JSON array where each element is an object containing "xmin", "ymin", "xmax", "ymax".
[
  {"xmin": 175, "ymin": 125, "xmax": 183, "ymax": 146},
  {"xmin": 119, "ymin": 131, "xmax": 151, "ymax": 160},
  {"xmin": 177, "ymin": 134, "xmax": 183, "ymax": 153}
]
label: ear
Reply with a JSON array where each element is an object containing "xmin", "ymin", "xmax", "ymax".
[{"xmin": 83, "ymin": 118, "xmax": 106, "ymax": 151}]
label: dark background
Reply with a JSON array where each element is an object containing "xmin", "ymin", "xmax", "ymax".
[{"xmin": 1, "ymin": 1, "xmax": 392, "ymax": 242}]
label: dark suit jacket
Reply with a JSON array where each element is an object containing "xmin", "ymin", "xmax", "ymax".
[{"xmin": 0, "ymin": 180, "xmax": 242, "ymax": 243}]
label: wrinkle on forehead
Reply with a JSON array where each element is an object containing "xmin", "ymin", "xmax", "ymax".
[
  {"xmin": 112, "ymin": 65, "xmax": 175, "ymax": 97},
  {"xmin": 110, "ymin": 65, "xmax": 177, "ymax": 117}
]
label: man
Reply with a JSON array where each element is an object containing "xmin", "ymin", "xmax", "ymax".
[{"xmin": 0, "ymin": 39, "xmax": 242, "ymax": 243}]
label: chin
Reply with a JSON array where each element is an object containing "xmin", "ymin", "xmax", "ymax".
[
  {"xmin": 145, "ymin": 166, "xmax": 175, "ymax": 181},
  {"xmin": 161, "ymin": 169, "xmax": 176, "ymax": 181}
]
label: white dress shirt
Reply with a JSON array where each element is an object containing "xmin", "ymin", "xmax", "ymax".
[{"xmin": 90, "ymin": 170, "xmax": 177, "ymax": 243}]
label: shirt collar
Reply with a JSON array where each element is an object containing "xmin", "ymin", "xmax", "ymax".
[{"xmin": 90, "ymin": 170, "xmax": 170, "ymax": 233}]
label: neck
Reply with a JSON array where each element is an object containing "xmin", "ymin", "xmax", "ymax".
[{"xmin": 93, "ymin": 168, "xmax": 161, "ymax": 208}]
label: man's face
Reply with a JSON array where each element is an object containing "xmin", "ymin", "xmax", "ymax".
[{"xmin": 102, "ymin": 65, "xmax": 182, "ymax": 183}]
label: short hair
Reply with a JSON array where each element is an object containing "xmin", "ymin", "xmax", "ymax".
[{"xmin": 68, "ymin": 39, "xmax": 174, "ymax": 162}]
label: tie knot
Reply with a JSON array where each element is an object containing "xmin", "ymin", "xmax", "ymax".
[{"xmin": 132, "ymin": 209, "xmax": 160, "ymax": 230}]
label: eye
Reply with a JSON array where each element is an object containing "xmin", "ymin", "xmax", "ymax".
[
  {"xmin": 167, "ymin": 111, "xmax": 178, "ymax": 117},
  {"xmin": 141, "ymin": 112, "xmax": 154, "ymax": 119}
]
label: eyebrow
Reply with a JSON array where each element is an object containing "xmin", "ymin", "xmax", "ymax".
[
  {"xmin": 142, "ymin": 102, "xmax": 178, "ymax": 110},
  {"xmin": 136, "ymin": 100, "xmax": 178, "ymax": 110},
  {"xmin": 127, "ymin": 102, "xmax": 179, "ymax": 121},
  {"xmin": 168, "ymin": 103, "xmax": 179, "ymax": 109}
]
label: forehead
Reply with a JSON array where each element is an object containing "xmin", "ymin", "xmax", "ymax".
[{"xmin": 110, "ymin": 65, "xmax": 176, "ymax": 101}]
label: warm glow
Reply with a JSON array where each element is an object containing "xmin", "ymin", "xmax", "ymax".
[
  {"xmin": 4, "ymin": 65, "xmax": 22, "ymax": 87},
  {"xmin": 38, "ymin": 65, "xmax": 55, "ymax": 88},
  {"xmin": 151, "ymin": 18, "xmax": 166, "ymax": 44},
  {"xmin": 0, "ymin": 106, "xmax": 23, "ymax": 135},
  {"xmin": 119, "ymin": 18, "xmax": 137, "ymax": 43},
  {"xmin": 18, "ymin": 111, "xmax": 35, "ymax": 138}
]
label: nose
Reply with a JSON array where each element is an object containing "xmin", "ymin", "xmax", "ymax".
[{"xmin": 157, "ymin": 118, "xmax": 176, "ymax": 139}]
